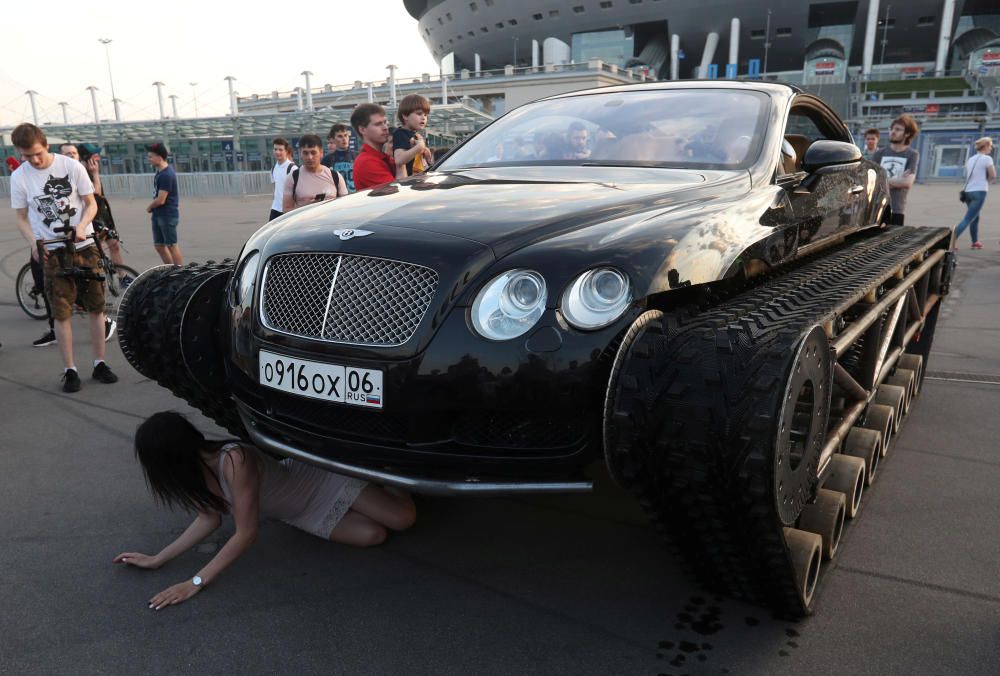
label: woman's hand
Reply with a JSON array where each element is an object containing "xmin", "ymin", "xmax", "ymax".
[
  {"xmin": 113, "ymin": 552, "xmax": 162, "ymax": 569},
  {"xmin": 148, "ymin": 580, "xmax": 202, "ymax": 610}
]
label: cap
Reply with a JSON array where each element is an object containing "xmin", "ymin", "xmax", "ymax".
[
  {"xmin": 78, "ymin": 143, "xmax": 102, "ymax": 160},
  {"xmin": 145, "ymin": 142, "xmax": 169, "ymax": 159}
]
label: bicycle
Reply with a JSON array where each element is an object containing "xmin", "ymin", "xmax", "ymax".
[{"xmin": 15, "ymin": 224, "xmax": 139, "ymax": 323}]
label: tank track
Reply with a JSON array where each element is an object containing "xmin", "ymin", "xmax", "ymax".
[
  {"xmin": 605, "ymin": 226, "xmax": 952, "ymax": 617},
  {"xmin": 118, "ymin": 261, "xmax": 245, "ymax": 436}
]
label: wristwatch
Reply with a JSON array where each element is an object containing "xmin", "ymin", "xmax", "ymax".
[{"xmin": 192, "ymin": 575, "xmax": 203, "ymax": 587}]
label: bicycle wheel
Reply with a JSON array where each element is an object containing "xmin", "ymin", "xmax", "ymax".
[
  {"xmin": 15, "ymin": 262, "xmax": 48, "ymax": 320},
  {"xmin": 104, "ymin": 264, "xmax": 141, "ymax": 321}
]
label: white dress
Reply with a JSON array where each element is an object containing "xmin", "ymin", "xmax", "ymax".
[{"xmin": 217, "ymin": 443, "xmax": 366, "ymax": 538}]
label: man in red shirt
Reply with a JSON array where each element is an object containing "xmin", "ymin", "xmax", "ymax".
[{"xmin": 351, "ymin": 104, "xmax": 399, "ymax": 191}]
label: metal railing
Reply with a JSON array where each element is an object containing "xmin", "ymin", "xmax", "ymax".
[
  {"xmin": 239, "ymin": 61, "xmax": 648, "ymax": 106},
  {"xmin": 0, "ymin": 171, "xmax": 273, "ymax": 199}
]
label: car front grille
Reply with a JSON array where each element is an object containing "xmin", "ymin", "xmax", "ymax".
[{"xmin": 261, "ymin": 253, "xmax": 438, "ymax": 346}]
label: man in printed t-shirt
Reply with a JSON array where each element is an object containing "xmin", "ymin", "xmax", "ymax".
[
  {"xmin": 321, "ymin": 124, "xmax": 356, "ymax": 192},
  {"xmin": 9, "ymin": 123, "xmax": 119, "ymax": 392},
  {"xmin": 352, "ymin": 103, "xmax": 399, "ymax": 191},
  {"xmin": 145, "ymin": 142, "xmax": 183, "ymax": 264},
  {"xmin": 872, "ymin": 115, "xmax": 919, "ymax": 225}
]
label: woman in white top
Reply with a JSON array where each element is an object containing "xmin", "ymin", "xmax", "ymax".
[
  {"xmin": 954, "ymin": 137, "xmax": 996, "ymax": 250},
  {"xmin": 113, "ymin": 411, "xmax": 415, "ymax": 610}
]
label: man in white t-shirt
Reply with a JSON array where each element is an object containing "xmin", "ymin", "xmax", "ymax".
[
  {"xmin": 9, "ymin": 123, "xmax": 118, "ymax": 393},
  {"xmin": 269, "ymin": 137, "xmax": 297, "ymax": 221}
]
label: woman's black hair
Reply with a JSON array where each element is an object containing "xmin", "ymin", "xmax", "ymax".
[{"xmin": 134, "ymin": 411, "xmax": 229, "ymax": 514}]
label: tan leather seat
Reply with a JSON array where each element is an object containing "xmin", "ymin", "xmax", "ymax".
[{"xmin": 784, "ymin": 134, "xmax": 812, "ymax": 172}]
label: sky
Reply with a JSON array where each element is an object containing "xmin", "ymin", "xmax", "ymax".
[{"xmin": 0, "ymin": 0, "xmax": 440, "ymax": 127}]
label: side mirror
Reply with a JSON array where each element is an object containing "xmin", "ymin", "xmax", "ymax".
[{"xmin": 802, "ymin": 140, "xmax": 861, "ymax": 174}]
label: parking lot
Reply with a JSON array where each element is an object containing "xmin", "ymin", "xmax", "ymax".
[{"xmin": 1, "ymin": 183, "xmax": 998, "ymax": 675}]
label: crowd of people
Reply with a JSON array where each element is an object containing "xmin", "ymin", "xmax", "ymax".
[
  {"xmin": 268, "ymin": 94, "xmax": 436, "ymax": 220},
  {"xmin": 860, "ymin": 114, "xmax": 993, "ymax": 248}
]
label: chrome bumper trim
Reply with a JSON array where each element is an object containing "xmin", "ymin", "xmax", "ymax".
[{"xmin": 240, "ymin": 412, "xmax": 593, "ymax": 497}]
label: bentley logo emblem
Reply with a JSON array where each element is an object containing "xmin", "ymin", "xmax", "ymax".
[{"xmin": 334, "ymin": 228, "xmax": 374, "ymax": 241}]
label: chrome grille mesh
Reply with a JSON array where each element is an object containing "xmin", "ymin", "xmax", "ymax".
[{"xmin": 261, "ymin": 253, "xmax": 438, "ymax": 346}]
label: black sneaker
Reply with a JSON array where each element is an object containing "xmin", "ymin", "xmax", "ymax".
[
  {"xmin": 92, "ymin": 362, "xmax": 119, "ymax": 384},
  {"xmin": 62, "ymin": 369, "xmax": 82, "ymax": 393},
  {"xmin": 104, "ymin": 319, "xmax": 117, "ymax": 342},
  {"xmin": 33, "ymin": 330, "xmax": 57, "ymax": 347}
]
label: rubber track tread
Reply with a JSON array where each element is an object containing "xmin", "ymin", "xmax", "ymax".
[
  {"xmin": 606, "ymin": 226, "xmax": 950, "ymax": 618},
  {"xmin": 119, "ymin": 262, "xmax": 245, "ymax": 436}
]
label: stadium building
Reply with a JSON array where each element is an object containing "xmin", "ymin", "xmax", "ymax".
[{"xmin": 3, "ymin": 0, "xmax": 998, "ymax": 187}]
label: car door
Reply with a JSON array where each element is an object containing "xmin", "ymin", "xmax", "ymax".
[{"xmin": 781, "ymin": 98, "xmax": 867, "ymax": 247}]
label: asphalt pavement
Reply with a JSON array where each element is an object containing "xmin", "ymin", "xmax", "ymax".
[{"xmin": 1, "ymin": 184, "xmax": 998, "ymax": 675}]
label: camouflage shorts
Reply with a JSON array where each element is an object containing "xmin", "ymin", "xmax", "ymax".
[{"xmin": 44, "ymin": 245, "xmax": 106, "ymax": 320}]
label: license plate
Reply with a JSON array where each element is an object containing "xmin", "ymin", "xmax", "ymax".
[{"xmin": 259, "ymin": 350, "xmax": 383, "ymax": 409}]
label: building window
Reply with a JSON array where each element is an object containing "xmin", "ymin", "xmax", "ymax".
[
  {"xmin": 877, "ymin": 18, "xmax": 896, "ymax": 29},
  {"xmin": 751, "ymin": 29, "xmax": 766, "ymax": 39},
  {"xmin": 917, "ymin": 16, "xmax": 935, "ymax": 27},
  {"xmin": 496, "ymin": 21, "xmax": 504, "ymax": 28},
  {"xmin": 630, "ymin": 0, "xmax": 642, "ymax": 4},
  {"xmin": 533, "ymin": 12, "xmax": 543, "ymax": 20},
  {"xmin": 437, "ymin": 17, "xmax": 443, "ymax": 25},
  {"xmin": 467, "ymin": 31, "xmax": 475, "ymax": 37},
  {"xmin": 485, "ymin": 0, "xmax": 493, "ymax": 5},
  {"xmin": 481, "ymin": 26, "xmax": 488, "ymax": 33},
  {"xmin": 446, "ymin": 12, "xmax": 452, "ymax": 21},
  {"xmin": 508, "ymin": 18, "xmax": 518, "ymax": 25},
  {"xmin": 424, "ymin": 28, "xmax": 430, "ymax": 35},
  {"xmin": 600, "ymin": 1, "xmax": 613, "ymax": 7},
  {"xmin": 776, "ymin": 27, "xmax": 792, "ymax": 37},
  {"xmin": 549, "ymin": 10, "xmax": 560, "ymax": 17},
  {"xmin": 573, "ymin": 5, "xmax": 585, "ymax": 13},
  {"xmin": 469, "ymin": 2, "xmax": 477, "ymax": 11}
]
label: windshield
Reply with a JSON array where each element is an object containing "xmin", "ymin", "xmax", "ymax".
[{"xmin": 439, "ymin": 88, "xmax": 770, "ymax": 171}]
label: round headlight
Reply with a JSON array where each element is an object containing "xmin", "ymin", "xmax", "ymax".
[
  {"xmin": 561, "ymin": 267, "xmax": 631, "ymax": 330},
  {"xmin": 232, "ymin": 251, "xmax": 260, "ymax": 306},
  {"xmin": 471, "ymin": 270, "xmax": 547, "ymax": 341}
]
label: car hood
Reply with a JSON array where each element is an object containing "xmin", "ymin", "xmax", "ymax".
[{"xmin": 274, "ymin": 166, "xmax": 746, "ymax": 258}]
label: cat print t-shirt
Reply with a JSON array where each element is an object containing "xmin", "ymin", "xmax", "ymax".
[{"xmin": 10, "ymin": 153, "xmax": 96, "ymax": 250}]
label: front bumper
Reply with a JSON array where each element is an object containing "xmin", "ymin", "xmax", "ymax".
[{"xmin": 227, "ymin": 304, "xmax": 638, "ymax": 488}]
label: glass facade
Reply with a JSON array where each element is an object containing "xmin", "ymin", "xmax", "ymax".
[{"xmin": 571, "ymin": 29, "xmax": 635, "ymax": 68}]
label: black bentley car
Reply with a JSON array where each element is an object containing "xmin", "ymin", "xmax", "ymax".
[{"xmin": 154, "ymin": 82, "xmax": 891, "ymax": 495}]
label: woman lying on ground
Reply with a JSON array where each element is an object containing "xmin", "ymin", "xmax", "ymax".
[{"xmin": 113, "ymin": 411, "xmax": 416, "ymax": 610}]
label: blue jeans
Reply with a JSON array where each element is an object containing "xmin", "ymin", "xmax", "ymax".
[{"xmin": 955, "ymin": 191, "xmax": 987, "ymax": 244}]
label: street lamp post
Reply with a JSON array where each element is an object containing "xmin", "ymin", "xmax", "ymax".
[
  {"xmin": 98, "ymin": 38, "xmax": 121, "ymax": 121},
  {"xmin": 762, "ymin": 9, "xmax": 772, "ymax": 77},
  {"xmin": 189, "ymin": 82, "xmax": 199, "ymax": 117},
  {"xmin": 879, "ymin": 5, "xmax": 892, "ymax": 68}
]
